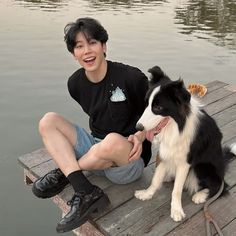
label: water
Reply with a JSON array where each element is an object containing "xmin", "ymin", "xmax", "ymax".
[{"xmin": 0, "ymin": 0, "xmax": 235, "ymax": 235}]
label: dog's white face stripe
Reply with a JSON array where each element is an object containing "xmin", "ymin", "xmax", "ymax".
[{"xmin": 137, "ymin": 86, "xmax": 163, "ymax": 130}]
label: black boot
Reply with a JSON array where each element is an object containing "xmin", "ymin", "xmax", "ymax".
[
  {"xmin": 56, "ymin": 186, "xmax": 110, "ymax": 233},
  {"xmin": 32, "ymin": 168, "xmax": 69, "ymax": 198}
]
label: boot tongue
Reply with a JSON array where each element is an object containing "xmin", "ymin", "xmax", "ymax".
[{"xmin": 145, "ymin": 117, "xmax": 170, "ymax": 142}]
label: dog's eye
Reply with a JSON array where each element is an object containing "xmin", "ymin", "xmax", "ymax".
[{"xmin": 153, "ymin": 105, "xmax": 163, "ymax": 113}]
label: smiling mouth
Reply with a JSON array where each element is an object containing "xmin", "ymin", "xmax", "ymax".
[
  {"xmin": 145, "ymin": 117, "xmax": 170, "ymax": 141},
  {"xmin": 84, "ymin": 57, "xmax": 96, "ymax": 64}
]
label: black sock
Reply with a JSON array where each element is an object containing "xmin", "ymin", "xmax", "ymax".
[{"xmin": 67, "ymin": 170, "xmax": 95, "ymax": 194}]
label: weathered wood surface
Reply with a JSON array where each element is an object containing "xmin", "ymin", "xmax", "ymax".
[{"xmin": 18, "ymin": 80, "xmax": 236, "ymax": 236}]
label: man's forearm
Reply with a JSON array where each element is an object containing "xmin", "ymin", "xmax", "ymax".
[{"xmin": 134, "ymin": 131, "xmax": 146, "ymax": 143}]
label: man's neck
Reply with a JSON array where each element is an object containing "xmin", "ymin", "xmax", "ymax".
[{"xmin": 85, "ymin": 60, "xmax": 108, "ymax": 83}]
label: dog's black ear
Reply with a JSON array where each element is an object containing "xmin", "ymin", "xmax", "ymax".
[
  {"xmin": 148, "ymin": 66, "xmax": 164, "ymax": 79},
  {"xmin": 172, "ymin": 79, "xmax": 191, "ymax": 104},
  {"xmin": 148, "ymin": 66, "xmax": 171, "ymax": 87}
]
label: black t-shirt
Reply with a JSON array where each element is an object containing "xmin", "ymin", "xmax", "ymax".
[{"xmin": 68, "ymin": 60, "xmax": 151, "ymax": 166}]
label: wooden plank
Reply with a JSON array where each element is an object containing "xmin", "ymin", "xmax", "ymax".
[
  {"xmin": 18, "ymin": 148, "xmax": 51, "ymax": 170},
  {"xmin": 224, "ymin": 84, "xmax": 236, "ymax": 92},
  {"xmin": 98, "ymin": 163, "xmax": 156, "ymax": 215},
  {"xmin": 96, "ymin": 181, "xmax": 174, "ymax": 236},
  {"xmin": 204, "ymin": 80, "xmax": 228, "ymax": 93},
  {"xmin": 124, "ymin": 160, "xmax": 236, "ymax": 236},
  {"xmin": 24, "ymin": 169, "xmax": 35, "ymax": 184},
  {"xmin": 115, "ymin": 158, "xmax": 236, "ymax": 236},
  {"xmin": 30, "ymin": 159, "xmax": 57, "ymax": 178},
  {"xmin": 166, "ymin": 183, "xmax": 236, "ymax": 236},
  {"xmin": 205, "ymin": 93, "xmax": 236, "ymax": 116},
  {"xmin": 73, "ymin": 222, "xmax": 105, "ymax": 236},
  {"xmin": 222, "ymin": 120, "xmax": 236, "ymax": 144},
  {"xmin": 201, "ymin": 87, "xmax": 233, "ymax": 106},
  {"xmin": 220, "ymin": 218, "xmax": 236, "ymax": 236},
  {"xmin": 213, "ymin": 105, "xmax": 236, "ymax": 128}
]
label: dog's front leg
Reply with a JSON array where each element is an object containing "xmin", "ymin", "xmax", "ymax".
[
  {"xmin": 135, "ymin": 162, "xmax": 166, "ymax": 201},
  {"xmin": 171, "ymin": 163, "xmax": 190, "ymax": 222}
]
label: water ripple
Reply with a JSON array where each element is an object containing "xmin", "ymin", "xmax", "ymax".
[{"xmin": 175, "ymin": 0, "xmax": 236, "ymax": 50}]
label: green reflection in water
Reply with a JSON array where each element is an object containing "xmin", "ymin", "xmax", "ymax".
[{"xmin": 175, "ymin": 0, "xmax": 236, "ymax": 50}]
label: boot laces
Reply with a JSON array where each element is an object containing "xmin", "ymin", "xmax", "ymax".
[{"xmin": 67, "ymin": 192, "xmax": 86, "ymax": 206}]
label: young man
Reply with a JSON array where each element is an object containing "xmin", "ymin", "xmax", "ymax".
[{"xmin": 32, "ymin": 17, "xmax": 151, "ymax": 233}]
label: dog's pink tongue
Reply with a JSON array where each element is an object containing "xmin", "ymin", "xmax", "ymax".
[
  {"xmin": 146, "ymin": 130, "xmax": 155, "ymax": 142},
  {"xmin": 145, "ymin": 117, "xmax": 170, "ymax": 142}
]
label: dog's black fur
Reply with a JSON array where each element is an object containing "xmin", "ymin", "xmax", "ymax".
[{"xmin": 135, "ymin": 66, "xmax": 236, "ymax": 221}]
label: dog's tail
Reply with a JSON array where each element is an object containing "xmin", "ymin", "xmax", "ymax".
[
  {"xmin": 218, "ymin": 143, "xmax": 236, "ymax": 196},
  {"xmin": 148, "ymin": 66, "xmax": 171, "ymax": 87},
  {"xmin": 223, "ymin": 143, "xmax": 236, "ymax": 162}
]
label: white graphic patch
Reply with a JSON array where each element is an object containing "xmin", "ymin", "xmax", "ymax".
[{"xmin": 110, "ymin": 87, "xmax": 126, "ymax": 102}]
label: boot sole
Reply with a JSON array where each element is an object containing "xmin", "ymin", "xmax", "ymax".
[
  {"xmin": 56, "ymin": 193, "xmax": 110, "ymax": 233},
  {"xmin": 32, "ymin": 183, "xmax": 68, "ymax": 199}
]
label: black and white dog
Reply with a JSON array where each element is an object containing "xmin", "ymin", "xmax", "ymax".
[{"xmin": 135, "ymin": 66, "xmax": 236, "ymax": 222}]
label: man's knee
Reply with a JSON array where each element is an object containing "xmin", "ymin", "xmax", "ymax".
[
  {"xmin": 98, "ymin": 133, "xmax": 130, "ymax": 159},
  {"xmin": 39, "ymin": 112, "xmax": 60, "ymax": 135}
]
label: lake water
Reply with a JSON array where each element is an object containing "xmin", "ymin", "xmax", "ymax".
[{"xmin": 0, "ymin": 0, "xmax": 235, "ymax": 235}]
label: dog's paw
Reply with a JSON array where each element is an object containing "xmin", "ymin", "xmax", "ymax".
[
  {"xmin": 135, "ymin": 189, "xmax": 153, "ymax": 201},
  {"xmin": 171, "ymin": 207, "xmax": 186, "ymax": 222},
  {"xmin": 192, "ymin": 189, "xmax": 209, "ymax": 204}
]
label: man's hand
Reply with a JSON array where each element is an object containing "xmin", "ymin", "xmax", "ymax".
[{"xmin": 128, "ymin": 131, "xmax": 146, "ymax": 162}]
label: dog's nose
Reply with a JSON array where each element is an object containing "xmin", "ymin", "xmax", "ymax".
[{"xmin": 136, "ymin": 123, "xmax": 144, "ymax": 131}]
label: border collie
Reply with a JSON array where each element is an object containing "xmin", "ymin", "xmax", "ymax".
[{"xmin": 135, "ymin": 66, "xmax": 236, "ymax": 222}]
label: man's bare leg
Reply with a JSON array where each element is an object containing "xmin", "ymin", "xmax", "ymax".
[
  {"xmin": 39, "ymin": 113, "xmax": 135, "ymax": 175},
  {"xmin": 78, "ymin": 133, "xmax": 134, "ymax": 170},
  {"xmin": 39, "ymin": 112, "xmax": 80, "ymax": 176}
]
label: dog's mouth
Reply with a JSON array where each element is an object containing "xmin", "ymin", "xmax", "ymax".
[{"xmin": 145, "ymin": 117, "xmax": 170, "ymax": 142}]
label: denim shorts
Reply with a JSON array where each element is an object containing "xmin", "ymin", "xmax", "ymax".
[{"xmin": 74, "ymin": 125, "xmax": 144, "ymax": 184}]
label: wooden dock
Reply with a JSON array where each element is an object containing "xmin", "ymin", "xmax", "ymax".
[{"xmin": 18, "ymin": 80, "xmax": 236, "ymax": 236}]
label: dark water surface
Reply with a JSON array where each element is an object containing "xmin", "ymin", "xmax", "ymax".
[{"xmin": 0, "ymin": 0, "xmax": 235, "ymax": 235}]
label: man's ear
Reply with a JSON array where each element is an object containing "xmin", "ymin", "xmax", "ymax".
[{"xmin": 103, "ymin": 43, "xmax": 107, "ymax": 55}]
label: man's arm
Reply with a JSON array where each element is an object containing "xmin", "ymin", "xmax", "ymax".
[{"xmin": 128, "ymin": 131, "xmax": 146, "ymax": 162}]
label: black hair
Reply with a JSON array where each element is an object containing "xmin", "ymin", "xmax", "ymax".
[{"xmin": 64, "ymin": 17, "xmax": 109, "ymax": 54}]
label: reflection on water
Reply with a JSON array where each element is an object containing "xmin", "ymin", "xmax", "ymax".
[
  {"xmin": 86, "ymin": 0, "xmax": 166, "ymax": 12},
  {"xmin": 15, "ymin": 0, "xmax": 166, "ymax": 12},
  {"xmin": 15, "ymin": 0, "xmax": 68, "ymax": 11},
  {"xmin": 175, "ymin": 0, "xmax": 236, "ymax": 50},
  {"xmin": 15, "ymin": 0, "xmax": 236, "ymax": 50}
]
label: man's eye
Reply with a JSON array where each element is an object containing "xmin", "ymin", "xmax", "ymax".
[
  {"xmin": 89, "ymin": 40, "xmax": 97, "ymax": 45},
  {"xmin": 75, "ymin": 45, "xmax": 83, "ymax": 49}
]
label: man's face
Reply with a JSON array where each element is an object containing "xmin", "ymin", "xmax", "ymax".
[{"xmin": 73, "ymin": 32, "xmax": 107, "ymax": 72}]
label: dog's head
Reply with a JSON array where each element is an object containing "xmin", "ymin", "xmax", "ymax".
[{"xmin": 136, "ymin": 66, "xmax": 191, "ymax": 141}]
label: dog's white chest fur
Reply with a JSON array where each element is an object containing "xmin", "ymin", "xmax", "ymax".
[{"xmin": 159, "ymin": 110, "xmax": 197, "ymax": 156}]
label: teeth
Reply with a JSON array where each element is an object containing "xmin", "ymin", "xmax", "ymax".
[{"xmin": 84, "ymin": 57, "xmax": 95, "ymax": 62}]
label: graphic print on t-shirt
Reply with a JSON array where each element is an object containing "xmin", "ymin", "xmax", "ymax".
[{"xmin": 110, "ymin": 87, "xmax": 126, "ymax": 102}]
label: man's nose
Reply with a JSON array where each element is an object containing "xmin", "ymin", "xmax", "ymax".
[{"xmin": 84, "ymin": 44, "xmax": 91, "ymax": 53}]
